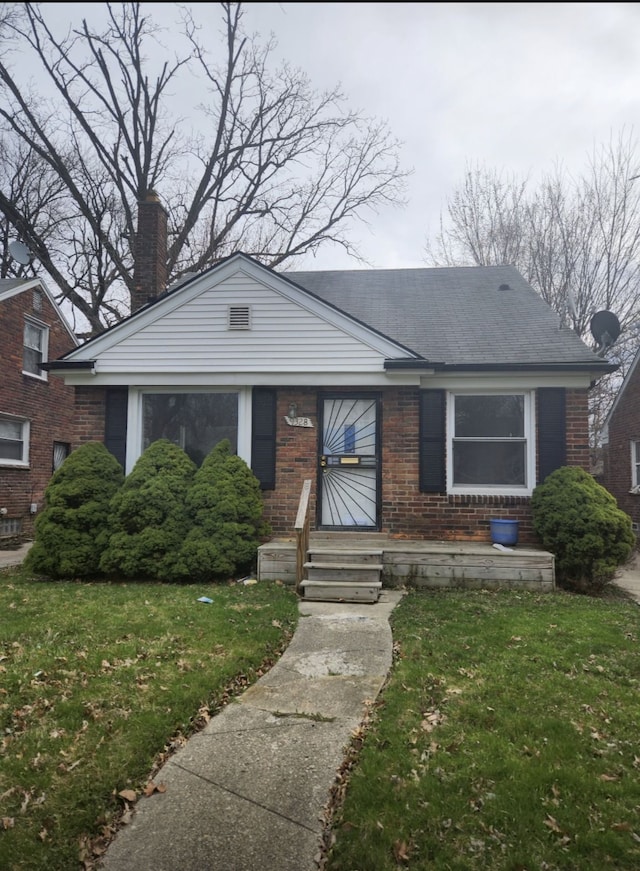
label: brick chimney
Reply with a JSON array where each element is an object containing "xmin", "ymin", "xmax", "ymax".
[{"xmin": 131, "ymin": 190, "xmax": 168, "ymax": 313}]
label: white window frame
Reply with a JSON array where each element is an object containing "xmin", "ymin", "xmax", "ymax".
[
  {"xmin": 631, "ymin": 440, "xmax": 640, "ymax": 494},
  {"xmin": 23, "ymin": 317, "xmax": 49, "ymax": 380},
  {"xmin": 125, "ymin": 387, "xmax": 251, "ymax": 475},
  {"xmin": 447, "ymin": 390, "xmax": 535, "ymax": 496},
  {"xmin": 0, "ymin": 414, "xmax": 30, "ymax": 467}
]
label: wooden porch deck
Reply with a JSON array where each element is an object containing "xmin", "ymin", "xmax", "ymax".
[{"xmin": 257, "ymin": 532, "xmax": 555, "ymax": 593}]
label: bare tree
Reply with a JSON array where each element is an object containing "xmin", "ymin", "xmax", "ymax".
[
  {"xmin": 0, "ymin": 2, "xmax": 409, "ymax": 333},
  {"xmin": 428, "ymin": 135, "xmax": 640, "ymax": 336},
  {"xmin": 425, "ymin": 130, "xmax": 640, "ymax": 450}
]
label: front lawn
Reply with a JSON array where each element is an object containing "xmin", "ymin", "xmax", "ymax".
[
  {"xmin": 0, "ymin": 567, "xmax": 299, "ymax": 870},
  {"xmin": 325, "ymin": 588, "xmax": 640, "ymax": 871}
]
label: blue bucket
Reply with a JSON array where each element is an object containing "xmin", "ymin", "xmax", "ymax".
[{"xmin": 490, "ymin": 519, "xmax": 519, "ymax": 546}]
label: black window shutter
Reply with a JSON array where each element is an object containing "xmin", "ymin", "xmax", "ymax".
[
  {"xmin": 538, "ymin": 387, "xmax": 566, "ymax": 482},
  {"xmin": 251, "ymin": 388, "xmax": 277, "ymax": 490},
  {"xmin": 104, "ymin": 388, "xmax": 128, "ymax": 470},
  {"xmin": 419, "ymin": 389, "xmax": 446, "ymax": 493}
]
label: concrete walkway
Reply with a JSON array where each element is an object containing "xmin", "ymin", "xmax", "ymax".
[
  {"xmin": 99, "ymin": 590, "xmax": 404, "ymax": 871},
  {"xmin": 0, "ymin": 541, "xmax": 33, "ymax": 568},
  {"xmin": 613, "ymin": 548, "xmax": 640, "ymax": 602}
]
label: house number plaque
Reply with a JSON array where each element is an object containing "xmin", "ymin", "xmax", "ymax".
[{"xmin": 284, "ymin": 415, "xmax": 314, "ymax": 428}]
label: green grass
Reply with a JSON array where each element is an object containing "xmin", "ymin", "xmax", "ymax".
[
  {"xmin": 325, "ymin": 588, "xmax": 640, "ymax": 871},
  {"xmin": 0, "ymin": 567, "xmax": 299, "ymax": 870}
]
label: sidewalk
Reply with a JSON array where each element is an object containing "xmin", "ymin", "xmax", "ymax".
[
  {"xmin": 0, "ymin": 541, "xmax": 33, "ymax": 568},
  {"xmin": 613, "ymin": 548, "xmax": 640, "ymax": 602},
  {"xmin": 99, "ymin": 590, "xmax": 405, "ymax": 871}
]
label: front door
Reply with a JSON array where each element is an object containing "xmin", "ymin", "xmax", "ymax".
[{"xmin": 318, "ymin": 395, "xmax": 380, "ymax": 529}]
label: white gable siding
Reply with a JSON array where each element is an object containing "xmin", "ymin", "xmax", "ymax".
[{"xmin": 95, "ymin": 272, "xmax": 388, "ymax": 374}]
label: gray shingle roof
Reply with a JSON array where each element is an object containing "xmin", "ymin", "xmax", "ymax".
[
  {"xmin": 282, "ymin": 264, "xmax": 606, "ymax": 368},
  {"xmin": 0, "ymin": 278, "xmax": 29, "ymax": 295}
]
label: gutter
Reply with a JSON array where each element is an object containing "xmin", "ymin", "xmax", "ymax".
[
  {"xmin": 384, "ymin": 359, "xmax": 619, "ymax": 374},
  {"xmin": 43, "ymin": 360, "xmax": 96, "ymax": 373}
]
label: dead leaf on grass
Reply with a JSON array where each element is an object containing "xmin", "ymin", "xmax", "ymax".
[
  {"xmin": 544, "ymin": 815, "xmax": 563, "ymax": 834},
  {"xmin": 393, "ymin": 840, "xmax": 411, "ymax": 863},
  {"xmin": 118, "ymin": 789, "xmax": 137, "ymax": 803}
]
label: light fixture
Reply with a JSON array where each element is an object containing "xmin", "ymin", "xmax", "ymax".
[{"xmin": 288, "ymin": 402, "xmax": 297, "ymax": 420}]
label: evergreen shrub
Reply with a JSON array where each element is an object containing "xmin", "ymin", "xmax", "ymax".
[
  {"xmin": 99, "ymin": 439, "xmax": 196, "ymax": 581},
  {"xmin": 24, "ymin": 441, "xmax": 124, "ymax": 578},
  {"xmin": 180, "ymin": 439, "xmax": 271, "ymax": 581},
  {"xmin": 531, "ymin": 465, "xmax": 635, "ymax": 594}
]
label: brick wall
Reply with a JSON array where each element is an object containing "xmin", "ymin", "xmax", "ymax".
[
  {"xmin": 261, "ymin": 389, "xmax": 318, "ymax": 534},
  {"xmin": 66, "ymin": 383, "xmax": 594, "ymax": 545},
  {"xmin": 0, "ymin": 289, "xmax": 76, "ymax": 539},
  {"xmin": 73, "ymin": 386, "xmax": 108, "ymax": 445},
  {"xmin": 263, "ymin": 386, "xmax": 593, "ymax": 545},
  {"xmin": 603, "ymin": 359, "xmax": 640, "ymax": 531},
  {"xmin": 563, "ymin": 388, "xmax": 591, "ymax": 469}
]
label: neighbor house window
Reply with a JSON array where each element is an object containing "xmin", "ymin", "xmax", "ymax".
[
  {"xmin": 142, "ymin": 392, "xmax": 238, "ymax": 467},
  {"xmin": 631, "ymin": 440, "xmax": 640, "ymax": 492},
  {"xmin": 0, "ymin": 518, "xmax": 22, "ymax": 537},
  {"xmin": 0, "ymin": 415, "xmax": 30, "ymax": 465},
  {"xmin": 448, "ymin": 392, "xmax": 533, "ymax": 494},
  {"xmin": 23, "ymin": 318, "xmax": 48, "ymax": 378},
  {"xmin": 53, "ymin": 441, "xmax": 71, "ymax": 472}
]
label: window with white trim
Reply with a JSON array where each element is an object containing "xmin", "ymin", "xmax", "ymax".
[
  {"xmin": 0, "ymin": 415, "xmax": 30, "ymax": 465},
  {"xmin": 631, "ymin": 440, "xmax": 640, "ymax": 493},
  {"xmin": 448, "ymin": 392, "xmax": 534, "ymax": 494},
  {"xmin": 23, "ymin": 318, "xmax": 48, "ymax": 378}
]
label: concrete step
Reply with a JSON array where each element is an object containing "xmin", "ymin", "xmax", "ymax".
[
  {"xmin": 307, "ymin": 548, "xmax": 384, "ymax": 565},
  {"xmin": 310, "ymin": 532, "xmax": 386, "ymax": 542},
  {"xmin": 304, "ymin": 562, "xmax": 383, "ymax": 583},
  {"xmin": 299, "ymin": 579, "xmax": 382, "ymax": 603}
]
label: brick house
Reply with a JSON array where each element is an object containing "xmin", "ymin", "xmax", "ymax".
[
  {"xmin": 44, "ymin": 198, "xmax": 615, "ymax": 551},
  {"xmin": 601, "ymin": 346, "xmax": 640, "ymax": 535},
  {"xmin": 0, "ymin": 278, "xmax": 78, "ymax": 541}
]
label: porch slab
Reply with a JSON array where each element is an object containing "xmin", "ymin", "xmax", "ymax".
[{"xmin": 257, "ymin": 535, "xmax": 555, "ymax": 592}]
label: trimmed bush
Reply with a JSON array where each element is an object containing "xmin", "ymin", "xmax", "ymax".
[
  {"xmin": 24, "ymin": 441, "xmax": 124, "ymax": 579},
  {"xmin": 531, "ymin": 465, "xmax": 635, "ymax": 594},
  {"xmin": 99, "ymin": 439, "xmax": 196, "ymax": 581},
  {"xmin": 180, "ymin": 439, "xmax": 271, "ymax": 581}
]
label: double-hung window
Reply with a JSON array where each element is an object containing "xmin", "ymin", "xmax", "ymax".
[
  {"xmin": 23, "ymin": 319, "xmax": 48, "ymax": 379},
  {"xmin": 0, "ymin": 415, "xmax": 30, "ymax": 466},
  {"xmin": 449, "ymin": 392, "xmax": 533, "ymax": 494}
]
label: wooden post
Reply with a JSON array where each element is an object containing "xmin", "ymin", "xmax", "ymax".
[{"xmin": 294, "ymin": 479, "xmax": 312, "ymax": 595}]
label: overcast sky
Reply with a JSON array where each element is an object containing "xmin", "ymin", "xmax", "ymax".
[
  {"xmin": 234, "ymin": 2, "xmax": 640, "ymax": 271},
  {"xmin": 19, "ymin": 3, "xmax": 640, "ymax": 273}
]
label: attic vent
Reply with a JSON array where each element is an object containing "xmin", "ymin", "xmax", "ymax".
[
  {"xmin": 228, "ymin": 305, "xmax": 251, "ymax": 330},
  {"xmin": 498, "ymin": 283, "xmax": 511, "ymax": 291},
  {"xmin": 32, "ymin": 290, "xmax": 42, "ymax": 312}
]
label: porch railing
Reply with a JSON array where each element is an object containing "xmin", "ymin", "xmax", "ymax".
[{"xmin": 294, "ymin": 479, "xmax": 312, "ymax": 595}]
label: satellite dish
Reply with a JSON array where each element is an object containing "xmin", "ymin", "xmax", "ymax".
[
  {"xmin": 8, "ymin": 240, "xmax": 33, "ymax": 265},
  {"xmin": 590, "ymin": 310, "xmax": 621, "ymax": 351}
]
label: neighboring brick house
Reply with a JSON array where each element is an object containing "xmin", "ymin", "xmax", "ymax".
[
  {"xmin": 44, "ymin": 198, "xmax": 615, "ymax": 547},
  {"xmin": 0, "ymin": 278, "xmax": 78, "ymax": 541},
  {"xmin": 602, "ymin": 346, "xmax": 640, "ymax": 534}
]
